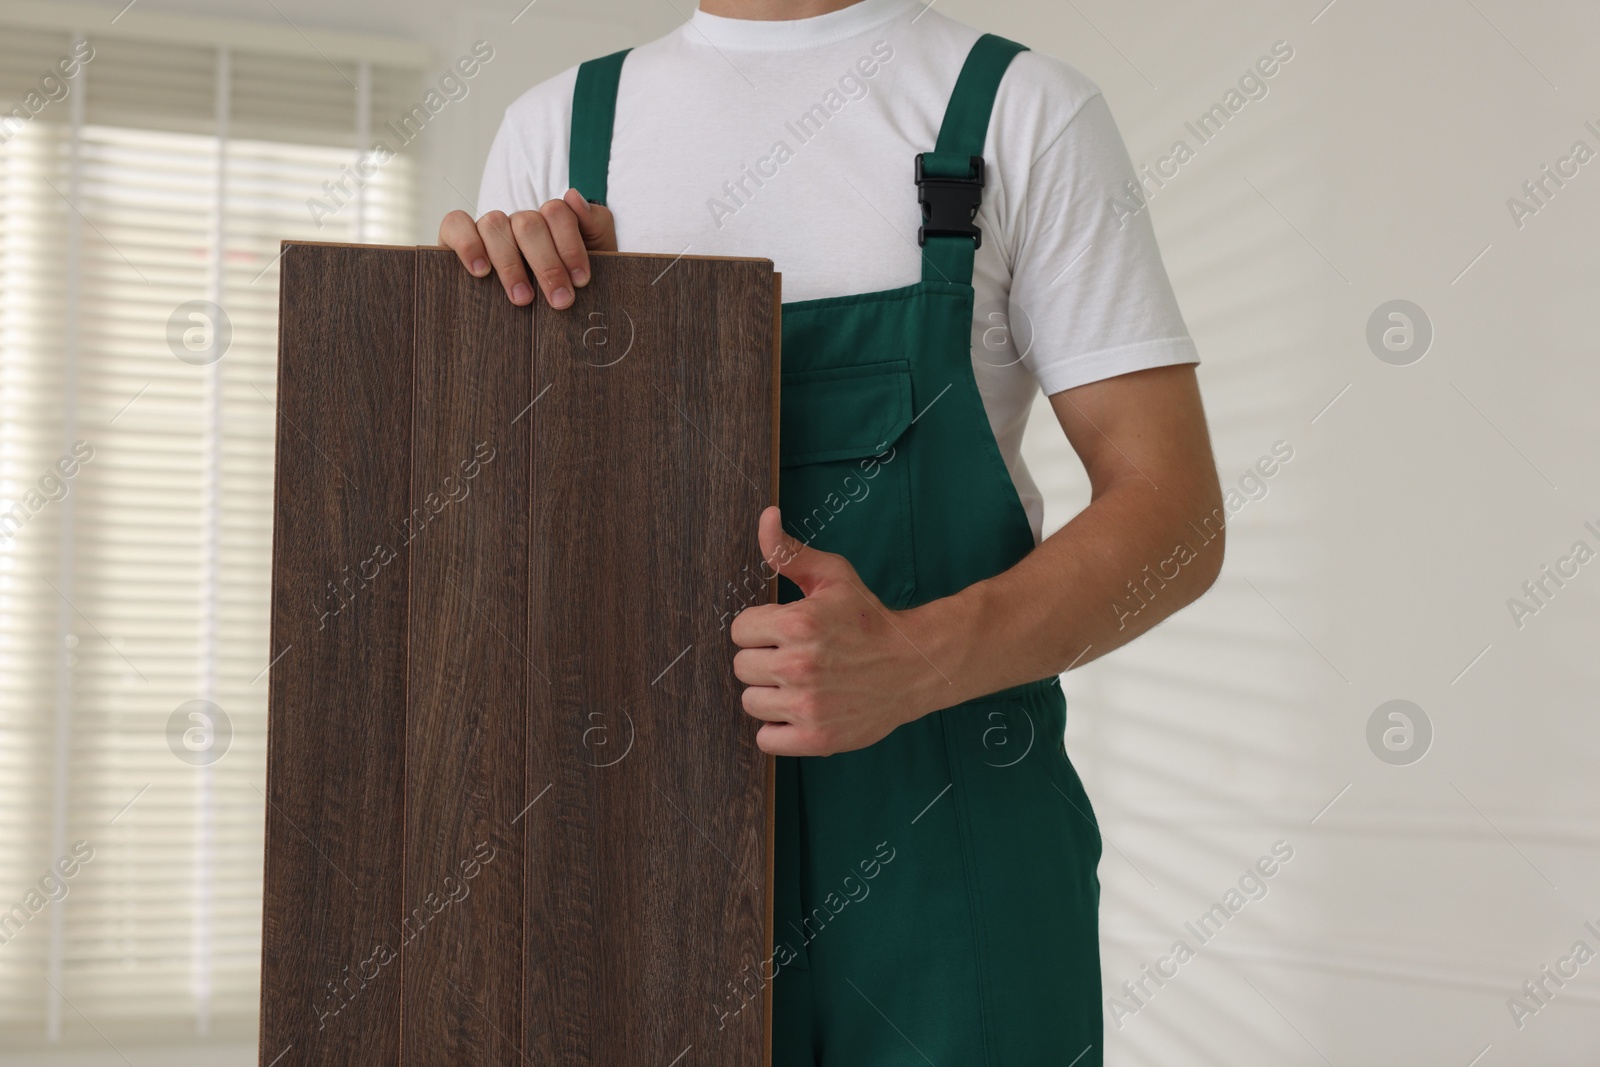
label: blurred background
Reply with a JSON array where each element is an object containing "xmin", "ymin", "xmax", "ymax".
[{"xmin": 0, "ymin": 0, "xmax": 1595, "ymax": 1063}]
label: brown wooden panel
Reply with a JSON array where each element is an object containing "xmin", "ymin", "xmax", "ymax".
[
  {"xmin": 261, "ymin": 243, "xmax": 414, "ymax": 1066},
  {"xmin": 401, "ymin": 250, "xmax": 532, "ymax": 1062},
  {"xmin": 526, "ymin": 253, "xmax": 778, "ymax": 1067},
  {"xmin": 265, "ymin": 245, "xmax": 776, "ymax": 1066}
]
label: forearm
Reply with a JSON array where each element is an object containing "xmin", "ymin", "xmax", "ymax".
[
  {"xmin": 903, "ymin": 477, "xmax": 1225, "ymax": 711},
  {"xmin": 742, "ymin": 366, "xmax": 1224, "ymax": 752}
]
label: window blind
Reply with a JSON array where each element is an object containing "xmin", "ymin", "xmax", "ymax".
[{"xmin": 0, "ymin": 23, "xmax": 419, "ymax": 1046}]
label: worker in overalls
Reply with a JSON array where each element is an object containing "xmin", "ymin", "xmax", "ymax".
[{"xmin": 442, "ymin": 1, "xmax": 1223, "ymax": 1062}]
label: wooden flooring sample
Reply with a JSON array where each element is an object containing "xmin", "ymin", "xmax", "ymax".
[
  {"xmin": 401, "ymin": 251, "xmax": 532, "ymax": 1065},
  {"xmin": 262, "ymin": 245, "xmax": 778, "ymax": 1067},
  {"xmin": 261, "ymin": 243, "xmax": 413, "ymax": 1066}
]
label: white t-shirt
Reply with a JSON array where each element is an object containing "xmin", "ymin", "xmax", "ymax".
[{"xmin": 477, "ymin": 0, "xmax": 1198, "ymax": 543}]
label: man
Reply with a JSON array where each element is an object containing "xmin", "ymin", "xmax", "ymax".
[{"xmin": 441, "ymin": 0, "xmax": 1222, "ymax": 1062}]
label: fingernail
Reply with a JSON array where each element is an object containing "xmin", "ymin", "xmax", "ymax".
[
  {"xmin": 471, "ymin": 258, "xmax": 488, "ymax": 275},
  {"xmin": 552, "ymin": 287, "xmax": 572, "ymax": 308},
  {"xmin": 572, "ymin": 267, "xmax": 589, "ymax": 286},
  {"xmin": 512, "ymin": 282, "xmax": 532, "ymax": 303}
]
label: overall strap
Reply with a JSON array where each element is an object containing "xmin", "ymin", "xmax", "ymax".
[
  {"xmin": 919, "ymin": 34, "xmax": 1028, "ymax": 285},
  {"xmin": 569, "ymin": 48, "xmax": 631, "ymax": 206}
]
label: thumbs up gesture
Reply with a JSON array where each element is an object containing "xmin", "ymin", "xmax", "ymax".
[{"xmin": 730, "ymin": 507, "xmax": 946, "ymax": 756}]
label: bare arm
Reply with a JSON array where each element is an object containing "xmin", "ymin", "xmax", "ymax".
[
  {"xmin": 732, "ymin": 363, "xmax": 1224, "ymax": 756},
  {"xmin": 915, "ymin": 363, "xmax": 1224, "ymax": 698}
]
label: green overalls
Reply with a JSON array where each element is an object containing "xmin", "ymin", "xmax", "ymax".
[{"xmin": 570, "ymin": 34, "xmax": 1103, "ymax": 1067}]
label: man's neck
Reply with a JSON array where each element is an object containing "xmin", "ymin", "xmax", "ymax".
[{"xmin": 696, "ymin": 0, "xmax": 865, "ymax": 20}]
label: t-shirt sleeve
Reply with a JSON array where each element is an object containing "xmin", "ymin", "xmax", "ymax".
[
  {"xmin": 999, "ymin": 62, "xmax": 1199, "ymax": 397},
  {"xmin": 475, "ymin": 67, "xmax": 578, "ymax": 217}
]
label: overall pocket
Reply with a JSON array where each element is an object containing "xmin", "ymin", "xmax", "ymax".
[{"xmin": 779, "ymin": 359, "xmax": 917, "ymax": 608}]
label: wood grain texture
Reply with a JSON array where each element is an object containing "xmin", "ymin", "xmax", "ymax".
[
  {"xmin": 402, "ymin": 250, "xmax": 532, "ymax": 1064},
  {"xmin": 264, "ymin": 245, "xmax": 776, "ymax": 1067},
  {"xmin": 262, "ymin": 244, "xmax": 414, "ymax": 1066},
  {"xmin": 525, "ymin": 253, "xmax": 776, "ymax": 1067}
]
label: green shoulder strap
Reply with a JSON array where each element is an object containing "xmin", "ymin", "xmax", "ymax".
[
  {"xmin": 568, "ymin": 48, "xmax": 631, "ymax": 206},
  {"xmin": 920, "ymin": 34, "xmax": 1028, "ymax": 285}
]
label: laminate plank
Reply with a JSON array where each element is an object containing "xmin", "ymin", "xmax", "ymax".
[
  {"xmin": 401, "ymin": 249, "xmax": 532, "ymax": 1063},
  {"xmin": 525, "ymin": 253, "xmax": 778, "ymax": 1067},
  {"xmin": 265, "ymin": 245, "xmax": 777, "ymax": 1067},
  {"xmin": 261, "ymin": 243, "xmax": 414, "ymax": 1066}
]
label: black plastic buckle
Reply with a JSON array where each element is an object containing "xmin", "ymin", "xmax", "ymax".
[{"xmin": 915, "ymin": 153, "xmax": 985, "ymax": 249}]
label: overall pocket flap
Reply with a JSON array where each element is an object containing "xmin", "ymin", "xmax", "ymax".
[{"xmin": 780, "ymin": 360, "xmax": 913, "ymax": 467}]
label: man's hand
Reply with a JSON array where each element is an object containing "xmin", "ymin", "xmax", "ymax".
[
  {"xmin": 731, "ymin": 507, "xmax": 946, "ymax": 757},
  {"xmin": 437, "ymin": 188, "xmax": 617, "ymax": 308}
]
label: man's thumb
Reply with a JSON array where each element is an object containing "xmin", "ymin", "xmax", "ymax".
[
  {"xmin": 564, "ymin": 188, "xmax": 618, "ymax": 251},
  {"xmin": 759, "ymin": 506, "xmax": 839, "ymax": 598}
]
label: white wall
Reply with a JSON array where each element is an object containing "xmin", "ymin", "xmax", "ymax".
[{"xmin": 27, "ymin": 0, "xmax": 1599, "ymax": 1063}]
